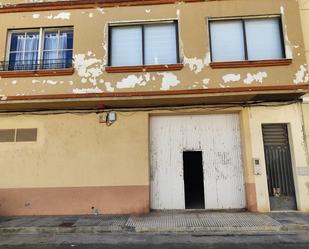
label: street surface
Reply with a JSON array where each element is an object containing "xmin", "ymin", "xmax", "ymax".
[{"xmin": 0, "ymin": 232, "xmax": 309, "ymax": 249}]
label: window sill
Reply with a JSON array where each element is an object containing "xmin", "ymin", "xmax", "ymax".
[
  {"xmin": 0, "ymin": 68, "xmax": 74, "ymax": 78},
  {"xmin": 210, "ymin": 59, "xmax": 292, "ymax": 69},
  {"xmin": 105, "ymin": 64, "xmax": 183, "ymax": 73}
]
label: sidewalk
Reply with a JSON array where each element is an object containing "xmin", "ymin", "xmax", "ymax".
[{"xmin": 0, "ymin": 211, "xmax": 308, "ymax": 234}]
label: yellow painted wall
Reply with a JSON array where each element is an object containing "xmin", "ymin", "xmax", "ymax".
[
  {"xmin": 299, "ymin": 0, "xmax": 309, "ymax": 69},
  {"xmin": 302, "ymin": 101, "xmax": 309, "ymax": 172},
  {"xmin": 0, "ymin": 0, "xmax": 306, "ymax": 99},
  {"xmin": 248, "ymin": 104, "xmax": 309, "ymax": 212},
  {"xmin": 298, "ymin": 0, "xmax": 309, "ymax": 163},
  {"xmin": 0, "ymin": 112, "xmax": 149, "ymax": 188}
]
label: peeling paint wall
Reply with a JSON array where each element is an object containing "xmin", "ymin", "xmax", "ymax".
[
  {"xmin": 0, "ymin": 0, "xmax": 306, "ymax": 98},
  {"xmin": 298, "ymin": 0, "xmax": 309, "ymax": 165}
]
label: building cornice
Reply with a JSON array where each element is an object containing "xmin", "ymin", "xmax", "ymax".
[
  {"xmin": 0, "ymin": 0, "xmax": 203, "ymax": 13},
  {"xmin": 1, "ymin": 84, "xmax": 308, "ymax": 102}
]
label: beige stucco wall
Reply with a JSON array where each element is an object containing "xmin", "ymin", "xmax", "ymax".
[
  {"xmin": 248, "ymin": 103, "xmax": 309, "ymax": 212},
  {"xmin": 0, "ymin": 112, "xmax": 149, "ymax": 188},
  {"xmin": 0, "ymin": 0, "xmax": 307, "ymax": 99},
  {"xmin": 302, "ymin": 100, "xmax": 309, "ymax": 168},
  {"xmin": 299, "ymin": 0, "xmax": 309, "ymax": 70},
  {"xmin": 298, "ymin": 0, "xmax": 309, "ymax": 162}
]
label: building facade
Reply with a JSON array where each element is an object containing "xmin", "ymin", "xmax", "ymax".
[{"xmin": 0, "ymin": 0, "xmax": 308, "ymax": 216}]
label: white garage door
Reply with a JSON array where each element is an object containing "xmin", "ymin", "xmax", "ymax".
[{"xmin": 150, "ymin": 114, "xmax": 246, "ymax": 210}]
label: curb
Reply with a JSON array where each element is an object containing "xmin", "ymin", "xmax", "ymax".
[
  {"xmin": 0, "ymin": 225, "xmax": 287, "ymax": 235},
  {"xmin": 281, "ymin": 224, "xmax": 309, "ymax": 232}
]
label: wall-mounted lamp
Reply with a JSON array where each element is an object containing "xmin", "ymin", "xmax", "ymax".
[{"xmin": 99, "ymin": 111, "xmax": 117, "ymax": 126}]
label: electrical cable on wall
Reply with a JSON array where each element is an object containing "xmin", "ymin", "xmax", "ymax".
[{"xmin": 0, "ymin": 99, "xmax": 300, "ymax": 116}]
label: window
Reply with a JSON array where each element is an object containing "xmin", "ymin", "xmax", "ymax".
[
  {"xmin": 6, "ymin": 28, "xmax": 73, "ymax": 71},
  {"xmin": 109, "ymin": 21, "xmax": 179, "ymax": 67},
  {"xmin": 209, "ymin": 17, "xmax": 285, "ymax": 63}
]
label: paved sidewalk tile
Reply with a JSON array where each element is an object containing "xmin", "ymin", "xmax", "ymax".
[
  {"xmin": 126, "ymin": 212, "xmax": 281, "ymax": 232},
  {"xmin": 0, "ymin": 211, "xmax": 308, "ymax": 234},
  {"xmin": 269, "ymin": 212, "xmax": 309, "ymax": 225}
]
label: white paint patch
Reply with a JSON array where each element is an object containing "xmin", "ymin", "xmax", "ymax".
[
  {"xmin": 26, "ymin": 0, "xmax": 44, "ymax": 2},
  {"xmin": 73, "ymin": 53, "xmax": 104, "ymax": 85},
  {"xmin": 158, "ymin": 72, "xmax": 180, "ymax": 90},
  {"xmin": 69, "ymin": 81, "xmax": 74, "ymax": 85},
  {"xmin": 219, "ymin": 84, "xmax": 226, "ymax": 88},
  {"xmin": 48, "ymin": 12, "xmax": 71, "ymax": 20},
  {"xmin": 184, "ymin": 57, "xmax": 204, "ymax": 74},
  {"xmin": 293, "ymin": 65, "xmax": 309, "ymax": 84},
  {"xmin": 89, "ymin": 13, "xmax": 93, "ymax": 18},
  {"xmin": 32, "ymin": 79, "xmax": 40, "ymax": 84},
  {"xmin": 222, "ymin": 74, "xmax": 241, "ymax": 83},
  {"xmin": 32, "ymin": 13, "xmax": 40, "ymax": 19},
  {"xmin": 184, "ymin": 53, "xmax": 211, "ymax": 74},
  {"xmin": 280, "ymin": 6, "xmax": 293, "ymax": 59},
  {"xmin": 145, "ymin": 9, "xmax": 151, "ymax": 13},
  {"xmin": 244, "ymin": 72, "xmax": 268, "ymax": 85},
  {"xmin": 46, "ymin": 80, "xmax": 58, "ymax": 85},
  {"xmin": 0, "ymin": 95, "xmax": 7, "ymax": 100},
  {"xmin": 203, "ymin": 78, "xmax": 210, "ymax": 85},
  {"xmin": 96, "ymin": 8, "xmax": 105, "ymax": 14},
  {"xmin": 144, "ymin": 73, "xmax": 151, "ymax": 82},
  {"xmin": 11, "ymin": 80, "xmax": 17, "ymax": 85},
  {"xmin": 204, "ymin": 52, "xmax": 211, "ymax": 66},
  {"xmin": 102, "ymin": 24, "xmax": 108, "ymax": 66},
  {"xmin": 105, "ymin": 82, "xmax": 114, "ymax": 92},
  {"xmin": 116, "ymin": 73, "xmax": 151, "ymax": 89},
  {"xmin": 116, "ymin": 75, "xmax": 144, "ymax": 89},
  {"xmin": 73, "ymin": 86, "xmax": 103, "ymax": 94}
]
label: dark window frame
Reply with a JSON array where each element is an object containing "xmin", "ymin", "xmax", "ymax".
[
  {"xmin": 3, "ymin": 26, "xmax": 74, "ymax": 71},
  {"xmin": 208, "ymin": 16, "xmax": 286, "ymax": 63},
  {"xmin": 108, "ymin": 20, "xmax": 180, "ymax": 67}
]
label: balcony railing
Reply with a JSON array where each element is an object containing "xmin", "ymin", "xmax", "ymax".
[{"xmin": 0, "ymin": 59, "xmax": 73, "ymax": 71}]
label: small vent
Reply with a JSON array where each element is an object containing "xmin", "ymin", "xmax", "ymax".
[
  {"xmin": 0, "ymin": 129, "xmax": 15, "ymax": 142},
  {"xmin": 0, "ymin": 128, "xmax": 37, "ymax": 143},
  {"xmin": 16, "ymin": 129, "xmax": 37, "ymax": 142}
]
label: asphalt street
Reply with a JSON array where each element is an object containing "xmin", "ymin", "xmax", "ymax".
[{"xmin": 1, "ymin": 233, "xmax": 309, "ymax": 249}]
